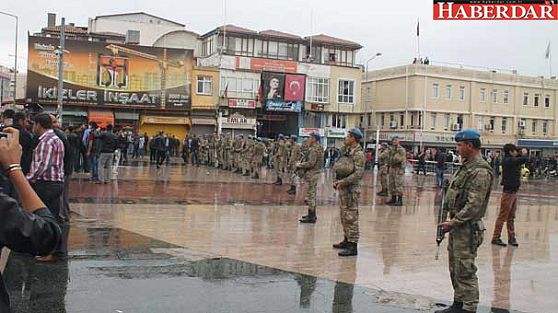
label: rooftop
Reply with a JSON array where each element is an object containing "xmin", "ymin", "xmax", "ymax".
[{"xmin": 305, "ymin": 34, "xmax": 362, "ymax": 49}]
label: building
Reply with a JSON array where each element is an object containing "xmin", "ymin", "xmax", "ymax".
[
  {"xmin": 198, "ymin": 25, "xmax": 363, "ymax": 146},
  {"xmin": 27, "ymin": 13, "xmax": 194, "ymax": 140},
  {"xmin": 0, "ymin": 66, "xmax": 12, "ymax": 104},
  {"xmin": 363, "ymin": 64, "xmax": 558, "ymax": 156}
]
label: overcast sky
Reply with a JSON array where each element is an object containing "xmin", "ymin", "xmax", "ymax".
[{"xmin": 0, "ymin": 0, "xmax": 556, "ymax": 77}]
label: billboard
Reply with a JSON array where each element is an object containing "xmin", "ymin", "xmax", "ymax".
[
  {"xmin": 26, "ymin": 36, "xmax": 193, "ymax": 109},
  {"xmin": 261, "ymin": 71, "xmax": 305, "ymax": 113}
]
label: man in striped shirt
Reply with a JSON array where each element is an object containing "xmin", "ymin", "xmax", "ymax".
[{"xmin": 27, "ymin": 113, "xmax": 65, "ymax": 262}]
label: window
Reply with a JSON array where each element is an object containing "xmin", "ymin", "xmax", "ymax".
[
  {"xmin": 431, "ymin": 113, "xmax": 437, "ymax": 130},
  {"xmin": 477, "ymin": 117, "xmax": 484, "ymax": 130},
  {"xmin": 338, "ymin": 80, "xmax": 355, "ymax": 104},
  {"xmin": 480, "ymin": 88, "xmax": 486, "ymax": 102},
  {"xmin": 545, "ymin": 95, "xmax": 551, "ymax": 108},
  {"xmin": 399, "ymin": 114, "xmax": 405, "ymax": 129},
  {"xmin": 523, "ymin": 93, "xmax": 529, "ymax": 106},
  {"xmin": 501, "ymin": 117, "xmax": 507, "ymax": 134},
  {"xmin": 220, "ymin": 76, "xmax": 259, "ymax": 98},
  {"xmin": 196, "ymin": 76, "xmax": 212, "ymax": 95},
  {"xmin": 459, "ymin": 86, "xmax": 465, "ymax": 101},
  {"xmin": 532, "ymin": 120, "xmax": 537, "ymax": 135},
  {"xmin": 445, "ymin": 113, "xmax": 450, "ymax": 130},
  {"xmin": 380, "ymin": 113, "xmax": 385, "ymax": 127},
  {"xmin": 306, "ymin": 77, "xmax": 329, "ymax": 103},
  {"xmin": 491, "ymin": 89, "xmax": 498, "ymax": 103},
  {"xmin": 432, "ymin": 83, "xmax": 439, "ymax": 98},
  {"xmin": 534, "ymin": 94, "xmax": 540, "ymax": 107},
  {"xmin": 367, "ymin": 113, "xmax": 372, "ymax": 127},
  {"xmin": 331, "ymin": 113, "xmax": 347, "ymax": 128},
  {"xmin": 489, "ymin": 117, "xmax": 495, "ymax": 131},
  {"xmin": 543, "ymin": 120, "xmax": 548, "ymax": 136},
  {"xmin": 503, "ymin": 90, "xmax": 509, "ymax": 104},
  {"xmin": 446, "ymin": 85, "xmax": 452, "ymax": 99}
]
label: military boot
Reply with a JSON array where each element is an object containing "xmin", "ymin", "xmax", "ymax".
[
  {"xmin": 377, "ymin": 190, "xmax": 388, "ymax": 196},
  {"xmin": 332, "ymin": 237, "xmax": 349, "ymax": 249},
  {"xmin": 287, "ymin": 185, "xmax": 296, "ymax": 195},
  {"xmin": 386, "ymin": 195, "xmax": 397, "ymax": 205},
  {"xmin": 273, "ymin": 177, "xmax": 283, "ymax": 185},
  {"xmin": 299, "ymin": 210, "xmax": 317, "ymax": 223},
  {"xmin": 392, "ymin": 196, "xmax": 403, "ymax": 206},
  {"xmin": 338, "ymin": 242, "xmax": 358, "ymax": 256},
  {"xmin": 434, "ymin": 302, "xmax": 463, "ymax": 313}
]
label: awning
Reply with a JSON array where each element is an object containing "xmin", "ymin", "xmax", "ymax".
[
  {"xmin": 114, "ymin": 112, "xmax": 140, "ymax": 120},
  {"xmin": 88, "ymin": 110, "xmax": 114, "ymax": 128}
]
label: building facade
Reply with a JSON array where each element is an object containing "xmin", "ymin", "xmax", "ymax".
[
  {"xmin": 363, "ymin": 64, "xmax": 558, "ymax": 156},
  {"xmin": 198, "ymin": 25, "xmax": 363, "ymax": 146}
]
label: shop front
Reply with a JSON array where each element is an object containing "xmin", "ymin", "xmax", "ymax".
[
  {"xmin": 219, "ymin": 112, "xmax": 256, "ymax": 137},
  {"xmin": 88, "ymin": 110, "xmax": 114, "ymax": 129},
  {"xmin": 325, "ymin": 127, "xmax": 348, "ymax": 148},
  {"xmin": 190, "ymin": 116, "xmax": 216, "ymax": 135},
  {"xmin": 517, "ymin": 139, "xmax": 558, "ymax": 157},
  {"xmin": 114, "ymin": 111, "xmax": 140, "ymax": 131},
  {"xmin": 139, "ymin": 115, "xmax": 191, "ymax": 140}
]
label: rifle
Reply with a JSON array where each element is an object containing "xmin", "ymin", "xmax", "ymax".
[{"xmin": 435, "ymin": 179, "xmax": 450, "ymax": 260}]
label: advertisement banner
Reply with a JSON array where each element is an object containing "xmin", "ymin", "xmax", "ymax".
[
  {"xmin": 261, "ymin": 71, "xmax": 303, "ymax": 113},
  {"xmin": 228, "ymin": 98, "xmax": 257, "ymax": 109},
  {"xmin": 27, "ymin": 36, "xmax": 193, "ymax": 109},
  {"xmin": 284, "ymin": 74, "xmax": 305, "ymax": 101},
  {"xmin": 299, "ymin": 128, "xmax": 325, "ymax": 137},
  {"xmin": 248, "ymin": 58, "xmax": 297, "ymax": 73}
]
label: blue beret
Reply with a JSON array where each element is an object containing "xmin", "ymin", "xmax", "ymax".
[
  {"xmin": 290, "ymin": 135, "xmax": 298, "ymax": 140},
  {"xmin": 348, "ymin": 128, "xmax": 363, "ymax": 140},
  {"xmin": 391, "ymin": 135, "xmax": 401, "ymax": 140},
  {"xmin": 455, "ymin": 129, "xmax": 481, "ymax": 142},
  {"xmin": 310, "ymin": 131, "xmax": 321, "ymax": 140}
]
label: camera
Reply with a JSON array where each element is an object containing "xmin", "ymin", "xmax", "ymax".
[{"xmin": 0, "ymin": 132, "xmax": 12, "ymax": 140}]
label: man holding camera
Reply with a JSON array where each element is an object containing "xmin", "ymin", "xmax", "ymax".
[
  {"xmin": 0, "ymin": 127, "xmax": 62, "ymax": 311},
  {"xmin": 492, "ymin": 144, "xmax": 529, "ymax": 247}
]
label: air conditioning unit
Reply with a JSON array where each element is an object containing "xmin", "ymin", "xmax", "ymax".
[
  {"xmin": 451, "ymin": 123, "xmax": 461, "ymax": 131},
  {"xmin": 389, "ymin": 121, "xmax": 398, "ymax": 129},
  {"xmin": 518, "ymin": 120, "xmax": 526, "ymax": 128}
]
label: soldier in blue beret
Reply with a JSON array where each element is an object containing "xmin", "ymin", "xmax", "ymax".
[{"xmin": 436, "ymin": 128, "xmax": 493, "ymax": 313}]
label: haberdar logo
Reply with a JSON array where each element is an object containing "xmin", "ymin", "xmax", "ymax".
[{"xmin": 434, "ymin": 1, "xmax": 558, "ymax": 20}]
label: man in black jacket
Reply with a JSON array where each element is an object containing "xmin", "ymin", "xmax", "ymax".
[
  {"xmin": 97, "ymin": 125, "xmax": 118, "ymax": 184},
  {"xmin": 0, "ymin": 127, "xmax": 61, "ymax": 312},
  {"xmin": 492, "ymin": 144, "xmax": 528, "ymax": 247},
  {"xmin": 12, "ymin": 112, "xmax": 34, "ymax": 175}
]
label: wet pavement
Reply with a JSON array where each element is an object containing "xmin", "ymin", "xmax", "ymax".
[{"xmin": 3, "ymin": 161, "xmax": 557, "ymax": 312}]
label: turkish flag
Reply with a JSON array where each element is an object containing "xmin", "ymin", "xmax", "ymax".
[{"xmin": 284, "ymin": 74, "xmax": 305, "ymax": 102}]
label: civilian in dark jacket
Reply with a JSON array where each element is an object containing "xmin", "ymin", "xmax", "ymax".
[
  {"xmin": 492, "ymin": 144, "xmax": 528, "ymax": 247},
  {"xmin": 0, "ymin": 127, "xmax": 62, "ymax": 312},
  {"xmin": 12, "ymin": 112, "xmax": 35, "ymax": 175}
]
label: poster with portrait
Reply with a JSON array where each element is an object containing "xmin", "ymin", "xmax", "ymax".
[{"xmin": 262, "ymin": 72, "xmax": 285, "ymax": 101}]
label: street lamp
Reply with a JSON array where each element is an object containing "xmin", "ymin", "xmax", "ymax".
[
  {"xmin": 0, "ymin": 11, "xmax": 18, "ymax": 104},
  {"xmin": 363, "ymin": 52, "xmax": 382, "ymax": 151}
]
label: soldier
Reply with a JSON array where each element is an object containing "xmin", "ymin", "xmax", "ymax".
[
  {"xmin": 386, "ymin": 136, "xmax": 406, "ymax": 206},
  {"xmin": 233, "ymin": 135, "xmax": 243, "ymax": 173},
  {"xmin": 287, "ymin": 135, "xmax": 302, "ymax": 195},
  {"xmin": 251, "ymin": 137, "xmax": 266, "ymax": 179},
  {"xmin": 243, "ymin": 135, "xmax": 254, "ymax": 176},
  {"xmin": 273, "ymin": 135, "xmax": 286, "ymax": 185},
  {"xmin": 296, "ymin": 132, "xmax": 323, "ymax": 224},
  {"xmin": 436, "ymin": 129, "xmax": 493, "ymax": 313},
  {"xmin": 332, "ymin": 128, "xmax": 366, "ymax": 256},
  {"xmin": 224, "ymin": 135, "xmax": 233, "ymax": 171},
  {"xmin": 377, "ymin": 143, "xmax": 390, "ymax": 196}
]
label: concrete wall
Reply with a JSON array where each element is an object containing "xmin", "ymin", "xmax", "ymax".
[{"xmin": 192, "ymin": 67, "xmax": 219, "ymax": 109}]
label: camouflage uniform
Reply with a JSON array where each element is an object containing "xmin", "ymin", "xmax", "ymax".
[
  {"xmin": 208, "ymin": 137, "xmax": 216, "ymax": 166},
  {"xmin": 243, "ymin": 138, "xmax": 254, "ymax": 175},
  {"xmin": 378, "ymin": 148, "xmax": 390, "ymax": 192},
  {"xmin": 224, "ymin": 136, "xmax": 233, "ymax": 170},
  {"xmin": 233, "ymin": 137, "xmax": 242, "ymax": 171},
  {"xmin": 388, "ymin": 145, "xmax": 406, "ymax": 196},
  {"xmin": 251, "ymin": 140, "xmax": 266, "ymax": 178},
  {"xmin": 336, "ymin": 144, "xmax": 365, "ymax": 243},
  {"xmin": 443, "ymin": 154, "xmax": 493, "ymax": 312},
  {"xmin": 298, "ymin": 141, "xmax": 323, "ymax": 214},
  {"xmin": 288, "ymin": 142, "xmax": 303, "ymax": 185}
]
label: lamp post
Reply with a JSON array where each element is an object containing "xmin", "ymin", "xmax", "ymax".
[
  {"xmin": 363, "ymin": 52, "xmax": 382, "ymax": 163},
  {"xmin": 0, "ymin": 11, "xmax": 18, "ymax": 104},
  {"xmin": 56, "ymin": 17, "xmax": 66, "ymax": 125}
]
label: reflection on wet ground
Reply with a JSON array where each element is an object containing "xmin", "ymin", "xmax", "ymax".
[{"xmin": 4, "ymin": 163, "xmax": 556, "ymax": 312}]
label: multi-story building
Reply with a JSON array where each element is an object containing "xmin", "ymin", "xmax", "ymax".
[
  {"xmin": 0, "ymin": 66, "xmax": 12, "ymax": 104},
  {"xmin": 363, "ymin": 64, "xmax": 558, "ymax": 156},
  {"xmin": 198, "ymin": 25, "xmax": 363, "ymax": 145}
]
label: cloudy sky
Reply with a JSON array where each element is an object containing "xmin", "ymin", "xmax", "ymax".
[{"xmin": 0, "ymin": 0, "xmax": 556, "ymax": 77}]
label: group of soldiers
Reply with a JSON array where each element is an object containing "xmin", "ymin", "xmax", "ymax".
[{"xmin": 376, "ymin": 136, "xmax": 407, "ymax": 206}]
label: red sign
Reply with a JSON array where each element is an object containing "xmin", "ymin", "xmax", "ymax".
[
  {"xmin": 249, "ymin": 58, "xmax": 297, "ymax": 73},
  {"xmin": 228, "ymin": 99, "xmax": 257, "ymax": 109},
  {"xmin": 284, "ymin": 74, "xmax": 305, "ymax": 102},
  {"xmin": 434, "ymin": 1, "xmax": 558, "ymax": 20}
]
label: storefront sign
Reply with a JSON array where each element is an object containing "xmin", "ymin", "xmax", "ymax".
[
  {"xmin": 236, "ymin": 57, "xmax": 297, "ymax": 73},
  {"xmin": 27, "ymin": 36, "xmax": 193, "ymax": 109},
  {"xmin": 228, "ymin": 98, "xmax": 256, "ymax": 109},
  {"xmin": 327, "ymin": 128, "xmax": 348, "ymax": 138},
  {"xmin": 221, "ymin": 113, "xmax": 256, "ymax": 129},
  {"xmin": 518, "ymin": 139, "xmax": 558, "ymax": 148},
  {"xmin": 257, "ymin": 114, "xmax": 287, "ymax": 121},
  {"xmin": 379, "ymin": 132, "xmax": 414, "ymax": 141},
  {"xmin": 142, "ymin": 116, "xmax": 190, "ymax": 125},
  {"xmin": 414, "ymin": 133, "xmax": 455, "ymax": 143},
  {"xmin": 299, "ymin": 128, "xmax": 325, "ymax": 137},
  {"xmin": 265, "ymin": 100, "xmax": 302, "ymax": 112}
]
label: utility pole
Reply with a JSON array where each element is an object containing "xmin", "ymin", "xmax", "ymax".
[{"xmin": 56, "ymin": 17, "xmax": 65, "ymax": 124}]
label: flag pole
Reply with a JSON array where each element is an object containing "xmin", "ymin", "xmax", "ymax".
[{"xmin": 417, "ymin": 18, "xmax": 421, "ymax": 59}]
